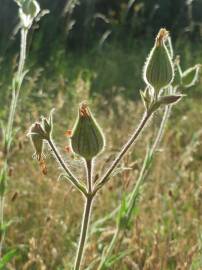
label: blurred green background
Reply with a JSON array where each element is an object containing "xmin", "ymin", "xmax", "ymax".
[{"xmin": 0, "ymin": 0, "xmax": 202, "ymax": 105}]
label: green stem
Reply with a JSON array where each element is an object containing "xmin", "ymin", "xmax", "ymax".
[
  {"xmin": 74, "ymin": 196, "xmax": 93, "ymax": 270},
  {"xmin": 97, "ymin": 227, "xmax": 119, "ymax": 270},
  {"xmin": 151, "ymin": 104, "xmax": 171, "ymax": 153},
  {"xmin": 94, "ymin": 111, "xmax": 152, "ymax": 193},
  {"xmin": 74, "ymin": 158, "xmax": 94, "ymax": 270},
  {"xmin": 127, "ymin": 104, "xmax": 172, "ymax": 223},
  {"xmin": 0, "ymin": 27, "xmax": 28, "ymax": 259},
  {"xmin": 96, "ymin": 104, "xmax": 172, "ymax": 269},
  {"xmin": 91, "ymin": 111, "xmax": 153, "ymax": 233},
  {"xmin": 85, "ymin": 159, "xmax": 93, "ymax": 194},
  {"xmin": 6, "ymin": 28, "xmax": 28, "ymax": 146}
]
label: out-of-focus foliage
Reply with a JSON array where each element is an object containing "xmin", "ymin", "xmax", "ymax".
[
  {"xmin": 0, "ymin": 0, "xmax": 201, "ymax": 102},
  {"xmin": 0, "ymin": 0, "xmax": 202, "ymax": 56}
]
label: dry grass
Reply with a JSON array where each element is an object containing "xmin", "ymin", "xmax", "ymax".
[{"xmin": 2, "ymin": 81, "xmax": 202, "ymax": 269}]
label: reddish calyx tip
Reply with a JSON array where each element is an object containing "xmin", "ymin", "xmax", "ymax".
[
  {"xmin": 32, "ymin": 122, "xmax": 41, "ymax": 131},
  {"xmin": 79, "ymin": 102, "xmax": 90, "ymax": 117},
  {"xmin": 156, "ymin": 28, "xmax": 169, "ymax": 46}
]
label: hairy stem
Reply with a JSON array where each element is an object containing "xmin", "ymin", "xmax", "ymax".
[
  {"xmin": 151, "ymin": 104, "xmax": 171, "ymax": 153},
  {"xmin": 6, "ymin": 29, "xmax": 28, "ymax": 145},
  {"xmin": 47, "ymin": 138, "xmax": 87, "ymax": 195},
  {"xmin": 74, "ymin": 196, "xmax": 93, "ymax": 270},
  {"xmin": 97, "ymin": 105, "xmax": 172, "ymax": 268},
  {"xmin": 74, "ymin": 159, "xmax": 94, "ymax": 270},
  {"xmin": 0, "ymin": 27, "xmax": 28, "ymax": 258},
  {"xmin": 126, "ymin": 105, "xmax": 172, "ymax": 221},
  {"xmin": 85, "ymin": 159, "xmax": 93, "ymax": 194},
  {"xmin": 94, "ymin": 111, "xmax": 152, "ymax": 193}
]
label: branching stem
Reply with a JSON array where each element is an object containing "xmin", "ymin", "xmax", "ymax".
[{"xmin": 94, "ymin": 111, "xmax": 152, "ymax": 193}]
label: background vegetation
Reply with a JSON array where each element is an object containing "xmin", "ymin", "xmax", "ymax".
[{"xmin": 0, "ymin": 0, "xmax": 202, "ymax": 269}]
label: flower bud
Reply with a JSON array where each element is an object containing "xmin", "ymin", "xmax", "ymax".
[
  {"xmin": 19, "ymin": 0, "xmax": 40, "ymax": 28},
  {"xmin": 143, "ymin": 28, "xmax": 174, "ymax": 92},
  {"xmin": 22, "ymin": 0, "xmax": 40, "ymax": 18},
  {"xmin": 71, "ymin": 103, "xmax": 105, "ymax": 160},
  {"xmin": 28, "ymin": 123, "xmax": 45, "ymax": 160},
  {"xmin": 181, "ymin": 64, "xmax": 201, "ymax": 88},
  {"xmin": 41, "ymin": 109, "xmax": 54, "ymax": 139}
]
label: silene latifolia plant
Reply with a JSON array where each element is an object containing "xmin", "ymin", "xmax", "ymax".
[
  {"xmin": 0, "ymin": 0, "xmax": 45, "ymax": 263},
  {"xmin": 28, "ymin": 28, "xmax": 200, "ymax": 270}
]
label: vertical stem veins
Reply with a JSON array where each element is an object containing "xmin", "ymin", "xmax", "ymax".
[{"xmin": 85, "ymin": 159, "xmax": 93, "ymax": 193}]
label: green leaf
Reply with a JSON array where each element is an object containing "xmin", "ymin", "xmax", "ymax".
[
  {"xmin": 0, "ymin": 249, "xmax": 19, "ymax": 269},
  {"xmin": 0, "ymin": 220, "xmax": 17, "ymax": 235},
  {"xmin": 0, "ymin": 167, "xmax": 7, "ymax": 197},
  {"xmin": 117, "ymin": 194, "xmax": 127, "ymax": 229},
  {"xmin": 105, "ymin": 249, "xmax": 134, "ymax": 268},
  {"xmin": 158, "ymin": 95, "xmax": 183, "ymax": 105}
]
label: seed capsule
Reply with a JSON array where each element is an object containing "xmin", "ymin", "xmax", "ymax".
[
  {"xmin": 71, "ymin": 103, "xmax": 105, "ymax": 160},
  {"xmin": 143, "ymin": 28, "xmax": 174, "ymax": 92},
  {"xmin": 18, "ymin": 0, "xmax": 40, "ymax": 28},
  {"xmin": 181, "ymin": 64, "xmax": 201, "ymax": 88}
]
